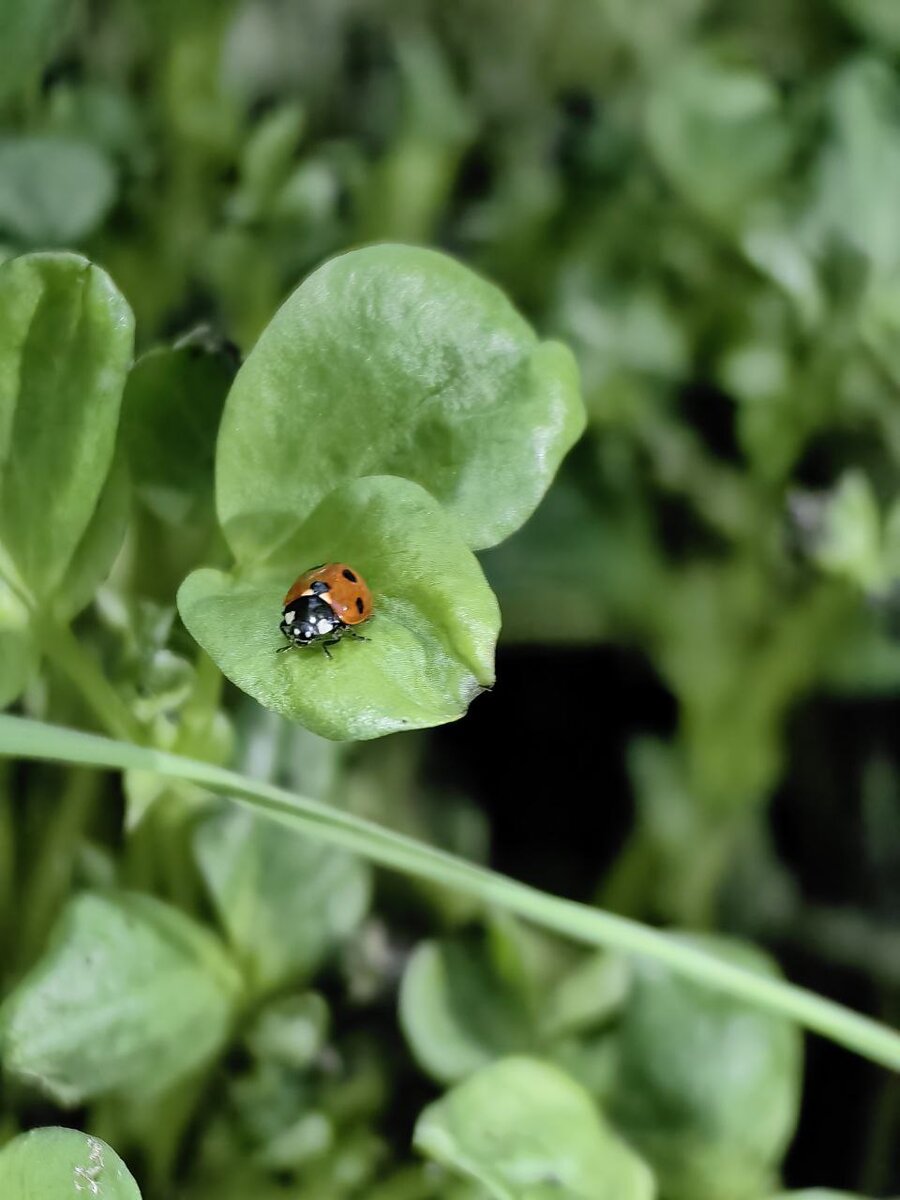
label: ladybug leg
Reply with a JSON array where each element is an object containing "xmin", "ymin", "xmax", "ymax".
[
  {"xmin": 276, "ymin": 642, "xmax": 294, "ymax": 653},
  {"xmin": 321, "ymin": 631, "xmax": 345, "ymax": 659},
  {"xmin": 344, "ymin": 627, "xmax": 369, "ymax": 642}
]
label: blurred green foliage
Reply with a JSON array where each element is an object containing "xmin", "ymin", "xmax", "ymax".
[{"xmin": 1, "ymin": 0, "xmax": 900, "ymax": 1197}]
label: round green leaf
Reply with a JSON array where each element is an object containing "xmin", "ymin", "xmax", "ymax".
[
  {"xmin": 414, "ymin": 1056, "xmax": 655, "ymax": 1200},
  {"xmin": 0, "ymin": 1127, "xmax": 141, "ymax": 1200},
  {"xmin": 607, "ymin": 935, "xmax": 802, "ymax": 1200},
  {"xmin": 178, "ymin": 475, "xmax": 500, "ymax": 741},
  {"xmin": 400, "ymin": 939, "xmax": 536, "ymax": 1084},
  {"xmin": 0, "ymin": 253, "xmax": 134, "ymax": 600},
  {"xmin": 216, "ymin": 243, "xmax": 583, "ymax": 558},
  {"xmin": 0, "ymin": 891, "xmax": 242, "ymax": 1105},
  {"xmin": 0, "ymin": 137, "xmax": 117, "ymax": 246}
]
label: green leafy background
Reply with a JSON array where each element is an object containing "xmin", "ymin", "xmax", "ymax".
[{"xmin": 1, "ymin": 2, "xmax": 900, "ymax": 1199}]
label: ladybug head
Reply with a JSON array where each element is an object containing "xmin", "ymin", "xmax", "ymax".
[{"xmin": 281, "ymin": 594, "xmax": 340, "ymax": 646}]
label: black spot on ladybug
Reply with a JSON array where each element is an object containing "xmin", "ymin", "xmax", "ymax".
[
  {"xmin": 311, "ymin": 580, "xmax": 330, "ymax": 595},
  {"xmin": 355, "ymin": 597, "xmax": 365, "ymax": 614},
  {"xmin": 343, "ymin": 569, "xmax": 358, "ymax": 582}
]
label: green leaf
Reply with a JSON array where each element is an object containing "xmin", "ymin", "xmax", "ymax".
[
  {"xmin": 771, "ymin": 1193, "xmax": 880, "ymax": 1199},
  {"xmin": 0, "ymin": 1127, "xmax": 141, "ymax": 1200},
  {"xmin": 414, "ymin": 1056, "xmax": 655, "ymax": 1200},
  {"xmin": 1, "ymin": 891, "xmax": 242, "ymax": 1105},
  {"xmin": 0, "ymin": 137, "xmax": 117, "ymax": 246},
  {"xmin": 0, "ymin": 0, "xmax": 72, "ymax": 107},
  {"xmin": 607, "ymin": 936, "xmax": 802, "ymax": 1200},
  {"xmin": 807, "ymin": 58, "xmax": 900, "ymax": 275},
  {"xmin": 216, "ymin": 243, "xmax": 583, "ymax": 557},
  {"xmin": 229, "ymin": 101, "xmax": 306, "ymax": 224},
  {"xmin": 244, "ymin": 992, "xmax": 329, "ymax": 1068},
  {"xmin": 835, "ymin": 0, "xmax": 900, "ymax": 50},
  {"xmin": 542, "ymin": 951, "xmax": 630, "ymax": 1039},
  {"xmin": 194, "ymin": 804, "xmax": 371, "ymax": 993},
  {"xmin": 860, "ymin": 270, "xmax": 900, "ymax": 387},
  {"xmin": 178, "ymin": 475, "xmax": 500, "ymax": 740},
  {"xmin": 0, "ymin": 253, "xmax": 134, "ymax": 601},
  {"xmin": 401, "ymin": 928, "xmax": 627, "ymax": 1091},
  {"xmin": 0, "ymin": 457, "xmax": 125, "ymax": 703},
  {"xmin": 55, "ymin": 455, "xmax": 129, "ymax": 621},
  {"xmin": 810, "ymin": 471, "xmax": 883, "ymax": 591},
  {"xmin": 122, "ymin": 340, "xmax": 235, "ymax": 528},
  {"xmin": 645, "ymin": 51, "xmax": 790, "ymax": 228},
  {"xmin": 400, "ymin": 938, "xmax": 537, "ymax": 1084},
  {"xmin": 0, "ymin": 579, "xmax": 34, "ymax": 708}
]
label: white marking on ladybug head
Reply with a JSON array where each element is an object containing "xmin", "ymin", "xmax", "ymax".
[
  {"xmin": 284, "ymin": 610, "xmax": 295, "ymax": 624},
  {"xmin": 317, "ymin": 617, "xmax": 334, "ymax": 635}
]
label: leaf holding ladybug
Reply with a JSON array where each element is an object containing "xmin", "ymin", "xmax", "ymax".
[
  {"xmin": 215, "ymin": 243, "xmax": 584, "ymax": 561},
  {"xmin": 177, "ymin": 476, "xmax": 500, "ymax": 741}
]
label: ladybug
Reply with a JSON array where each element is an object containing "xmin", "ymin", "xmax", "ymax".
[{"xmin": 278, "ymin": 563, "xmax": 373, "ymax": 658}]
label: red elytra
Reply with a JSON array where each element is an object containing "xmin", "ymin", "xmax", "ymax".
[{"xmin": 283, "ymin": 562, "xmax": 373, "ymax": 625}]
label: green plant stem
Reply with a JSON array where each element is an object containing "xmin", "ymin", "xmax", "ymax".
[
  {"xmin": 153, "ymin": 797, "xmax": 204, "ymax": 915},
  {"xmin": 40, "ymin": 622, "xmax": 144, "ymax": 744},
  {"xmin": 17, "ymin": 768, "xmax": 98, "ymax": 971},
  {"xmin": 185, "ymin": 649, "xmax": 224, "ymax": 717},
  {"xmin": 2, "ymin": 536, "xmax": 142, "ymax": 747},
  {"xmin": 1, "ymin": 713, "xmax": 900, "ymax": 1073}
]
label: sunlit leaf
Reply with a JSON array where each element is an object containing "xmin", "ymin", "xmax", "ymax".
[
  {"xmin": 1, "ymin": 891, "xmax": 242, "ymax": 1104},
  {"xmin": 0, "ymin": 1127, "xmax": 142, "ymax": 1200},
  {"xmin": 216, "ymin": 243, "xmax": 583, "ymax": 556},
  {"xmin": 414, "ymin": 1056, "xmax": 655, "ymax": 1200}
]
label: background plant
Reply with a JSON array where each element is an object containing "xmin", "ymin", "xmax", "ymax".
[{"xmin": 1, "ymin": 1, "xmax": 900, "ymax": 1198}]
